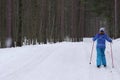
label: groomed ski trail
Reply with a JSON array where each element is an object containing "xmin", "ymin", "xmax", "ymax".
[
  {"xmin": 0, "ymin": 41, "xmax": 120, "ymax": 80},
  {"xmin": 84, "ymin": 42, "xmax": 120, "ymax": 80}
]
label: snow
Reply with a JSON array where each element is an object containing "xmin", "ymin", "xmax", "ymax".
[{"xmin": 0, "ymin": 38, "xmax": 120, "ymax": 80}]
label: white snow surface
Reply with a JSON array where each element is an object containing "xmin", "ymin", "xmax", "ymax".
[{"xmin": 0, "ymin": 38, "xmax": 120, "ymax": 80}]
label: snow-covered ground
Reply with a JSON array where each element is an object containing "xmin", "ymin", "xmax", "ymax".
[{"xmin": 0, "ymin": 38, "xmax": 120, "ymax": 80}]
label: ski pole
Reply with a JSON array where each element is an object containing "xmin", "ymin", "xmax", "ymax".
[
  {"xmin": 89, "ymin": 42, "xmax": 94, "ymax": 64},
  {"xmin": 110, "ymin": 43, "xmax": 114, "ymax": 68}
]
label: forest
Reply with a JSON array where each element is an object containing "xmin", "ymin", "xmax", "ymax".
[{"xmin": 0, "ymin": 0, "xmax": 120, "ymax": 48}]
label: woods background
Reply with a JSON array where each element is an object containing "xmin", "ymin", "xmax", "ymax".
[{"xmin": 0, "ymin": 0, "xmax": 120, "ymax": 48}]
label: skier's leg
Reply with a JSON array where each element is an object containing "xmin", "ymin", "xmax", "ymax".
[
  {"xmin": 101, "ymin": 48, "xmax": 106, "ymax": 66},
  {"xmin": 96, "ymin": 48, "xmax": 102, "ymax": 67}
]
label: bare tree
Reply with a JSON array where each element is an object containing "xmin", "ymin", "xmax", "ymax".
[{"xmin": 16, "ymin": 0, "xmax": 22, "ymax": 46}]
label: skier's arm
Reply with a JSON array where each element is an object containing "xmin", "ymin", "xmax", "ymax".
[
  {"xmin": 105, "ymin": 34, "xmax": 112, "ymax": 43},
  {"xmin": 93, "ymin": 34, "xmax": 98, "ymax": 41}
]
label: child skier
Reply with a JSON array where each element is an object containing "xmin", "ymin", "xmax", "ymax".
[{"xmin": 93, "ymin": 27, "xmax": 112, "ymax": 68}]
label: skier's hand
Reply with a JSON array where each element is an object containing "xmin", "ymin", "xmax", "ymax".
[{"xmin": 110, "ymin": 41, "xmax": 113, "ymax": 44}]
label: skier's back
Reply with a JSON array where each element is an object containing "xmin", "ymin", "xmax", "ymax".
[{"xmin": 93, "ymin": 27, "xmax": 112, "ymax": 68}]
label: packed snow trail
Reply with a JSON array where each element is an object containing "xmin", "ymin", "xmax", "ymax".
[
  {"xmin": 85, "ymin": 41, "xmax": 120, "ymax": 80},
  {"xmin": 0, "ymin": 40, "xmax": 120, "ymax": 80}
]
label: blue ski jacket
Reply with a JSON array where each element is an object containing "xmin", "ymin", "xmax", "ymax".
[{"xmin": 93, "ymin": 33, "xmax": 112, "ymax": 48}]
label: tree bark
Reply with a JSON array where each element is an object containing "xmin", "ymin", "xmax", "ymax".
[{"xmin": 16, "ymin": 0, "xmax": 22, "ymax": 46}]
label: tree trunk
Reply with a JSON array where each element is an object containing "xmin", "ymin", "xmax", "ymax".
[{"xmin": 16, "ymin": 0, "xmax": 22, "ymax": 46}]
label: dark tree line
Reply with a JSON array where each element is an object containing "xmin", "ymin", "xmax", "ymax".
[{"xmin": 0, "ymin": 0, "xmax": 120, "ymax": 48}]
